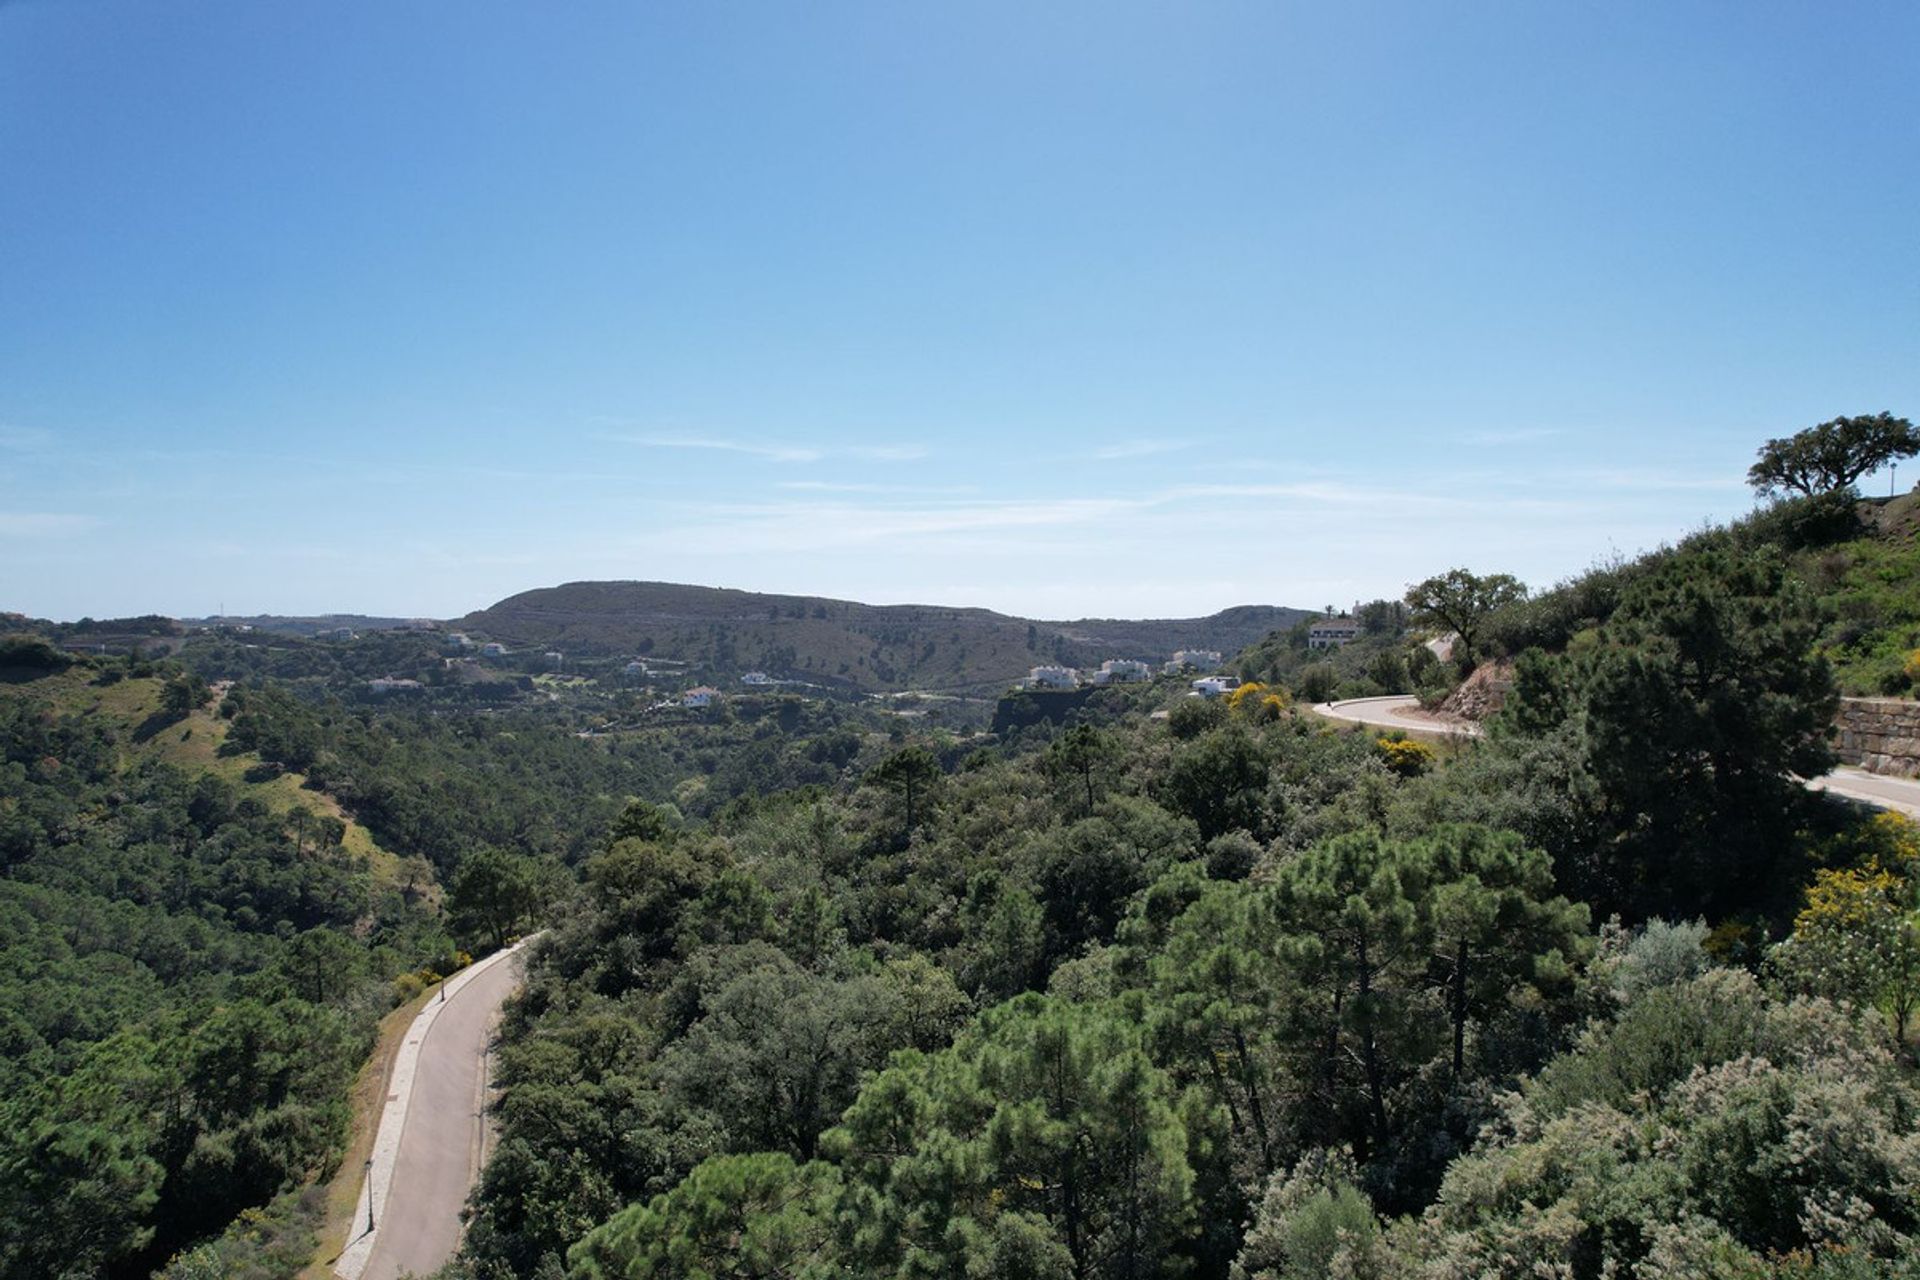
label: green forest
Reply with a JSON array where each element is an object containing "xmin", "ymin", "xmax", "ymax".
[{"xmin": 6, "ymin": 449, "xmax": 1920, "ymax": 1278}]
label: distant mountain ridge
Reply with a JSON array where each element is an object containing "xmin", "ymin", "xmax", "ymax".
[
  {"xmin": 178, "ymin": 613, "xmax": 427, "ymax": 637},
  {"xmin": 458, "ymin": 580, "xmax": 1310, "ymax": 692}
]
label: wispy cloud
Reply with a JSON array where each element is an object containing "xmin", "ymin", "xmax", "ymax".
[
  {"xmin": 778, "ymin": 480, "xmax": 974, "ymax": 495},
  {"xmin": 647, "ymin": 472, "xmax": 1608, "ymax": 557},
  {"xmin": 603, "ymin": 434, "xmax": 825, "ymax": 463},
  {"xmin": 1461, "ymin": 427, "xmax": 1563, "ymax": 446},
  {"xmin": 1092, "ymin": 439, "xmax": 1192, "ymax": 461},
  {"xmin": 0, "ymin": 512, "xmax": 100, "ymax": 538},
  {"xmin": 1150, "ymin": 480, "xmax": 1562, "ymax": 513},
  {"xmin": 848, "ymin": 444, "xmax": 929, "ymax": 461},
  {"xmin": 598, "ymin": 432, "xmax": 928, "ymax": 464},
  {"xmin": 1563, "ymin": 467, "xmax": 1743, "ymax": 493},
  {"xmin": 685, "ymin": 497, "xmax": 1136, "ymax": 547}
]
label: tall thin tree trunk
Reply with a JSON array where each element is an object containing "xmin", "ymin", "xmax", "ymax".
[
  {"xmin": 1356, "ymin": 934, "xmax": 1390, "ymax": 1151},
  {"xmin": 1233, "ymin": 1027, "xmax": 1274, "ymax": 1171},
  {"xmin": 1452, "ymin": 937, "xmax": 1469, "ymax": 1078}
]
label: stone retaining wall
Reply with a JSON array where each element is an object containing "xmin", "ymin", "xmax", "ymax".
[{"xmin": 1835, "ymin": 697, "xmax": 1920, "ymax": 779}]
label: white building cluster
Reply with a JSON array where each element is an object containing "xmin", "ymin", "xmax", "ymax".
[
  {"xmin": 1088, "ymin": 658, "xmax": 1152, "ymax": 685},
  {"xmin": 1164, "ymin": 649, "xmax": 1222, "ymax": 674},
  {"xmin": 1307, "ymin": 616, "xmax": 1361, "ymax": 649},
  {"xmin": 1026, "ymin": 650, "xmax": 1228, "ymax": 691}
]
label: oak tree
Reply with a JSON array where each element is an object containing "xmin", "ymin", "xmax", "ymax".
[{"xmin": 1747, "ymin": 411, "xmax": 1919, "ymax": 498}]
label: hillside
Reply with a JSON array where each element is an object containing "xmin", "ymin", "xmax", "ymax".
[
  {"xmin": 457, "ymin": 580, "xmax": 1309, "ymax": 691},
  {"xmin": 0, "ymin": 660, "xmax": 406, "ymax": 889},
  {"xmin": 0, "ymin": 650, "xmax": 460, "ymax": 1279},
  {"xmin": 1475, "ymin": 488, "xmax": 1920, "ymax": 697}
]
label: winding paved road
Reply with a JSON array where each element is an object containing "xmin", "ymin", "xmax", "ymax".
[
  {"xmin": 337, "ymin": 939, "xmax": 533, "ymax": 1280},
  {"xmin": 1311, "ymin": 695, "xmax": 1481, "ymax": 738},
  {"xmin": 1312, "ymin": 696, "xmax": 1920, "ymax": 817}
]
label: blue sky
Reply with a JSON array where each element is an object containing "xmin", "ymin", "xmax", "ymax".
[{"xmin": 3, "ymin": 1, "xmax": 1916, "ymax": 621}]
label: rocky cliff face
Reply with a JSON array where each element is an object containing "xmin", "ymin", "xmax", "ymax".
[
  {"xmin": 1836, "ymin": 697, "xmax": 1920, "ymax": 779},
  {"xmin": 1438, "ymin": 660, "xmax": 1514, "ymax": 722}
]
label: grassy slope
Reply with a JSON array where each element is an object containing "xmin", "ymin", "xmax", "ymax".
[
  {"xmin": 9, "ymin": 667, "xmax": 404, "ymax": 888},
  {"xmin": 1463, "ymin": 490, "xmax": 1920, "ymax": 701},
  {"xmin": 1809, "ymin": 492, "xmax": 1920, "ymax": 695}
]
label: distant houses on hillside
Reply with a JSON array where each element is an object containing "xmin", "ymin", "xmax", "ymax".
[
  {"xmin": 1023, "ymin": 651, "xmax": 1232, "ymax": 691},
  {"xmin": 682, "ymin": 686, "xmax": 721, "ymax": 708},
  {"xmin": 1022, "ymin": 648, "xmax": 1238, "ymax": 691},
  {"xmin": 1308, "ymin": 616, "xmax": 1361, "ymax": 649}
]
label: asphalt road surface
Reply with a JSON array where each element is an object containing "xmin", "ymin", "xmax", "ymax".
[
  {"xmin": 1311, "ymin": 695, "xmax": 1481, "ymax": 737},
  {"xmin": 361, "ymin": 948, "xmax": 525, "ymax": 1280},
  {"xmin": 1313, "ymin": 695, "xmax": 1920, "ymax": 817},
  {"xmin": 1811, "ymin": 767, "xmax": 1920, "ymax": 819}
]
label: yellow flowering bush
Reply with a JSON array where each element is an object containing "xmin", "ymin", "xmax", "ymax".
[
  {"xmin": 1226, "ymin": 680, "xmax": 1289, "ymax": 722},
  {"xmin": 1374, "ymin": 736, "xmax": 1436, "ymax": 777},
  {"xmin": 1777, "ymin": 855, "xmax": 1920, "ymax": 1042},
  {"xmin": 1815, "ymin": 811, "xmax": 1920, "ymax": 878}
]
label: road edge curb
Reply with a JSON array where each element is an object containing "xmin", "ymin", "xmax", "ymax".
[{"xmin": 333, "ymin": 935, "xmax": 537, "ymax": 1280}]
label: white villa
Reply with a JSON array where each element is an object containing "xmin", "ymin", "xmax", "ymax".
[
  {"xmin": 682, "ymin": 686, "xmax": 721, "ymax": 708},
  {"xmin": 623, "ymin": 660, "xmax": 650, "ymax": 678},
  {"xmin": 1308, "ymin": 616, "xmax": 1361, "ymax": 649},
  {"xmin": 1027, "ymin": 665, "xmax": 1080, "ymax": 690},
  {"xmin": 741, "ymin": 671, "xmax": 775, "ymax": 686},
  {"xmin": 368, "ymin": 676, "xmax": 424, "ymax": 694},
  {"xmin": 1191, "ymin": 675, "xmax": 1242, "ymax": 698},
  {"xmin": 480, "ymin": 642, "xmax": 509, "ymax": 657},
  {"xmin": 1165, "ymin": 649, "xmax": 1222, "ymax": 673},
  {"xmin": 1090, "ymin": 658, "xmax": 1152, "ymax": 685}
]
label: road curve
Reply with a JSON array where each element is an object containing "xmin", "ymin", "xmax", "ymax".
[
  {"xmin": 1311, "ymin": 695, "xmax": 1481, "ymax": 738},
  {"xmin": 336, "ymin": 937, "xmax": 536, "ymax": 1280},
  {"xmin": 1312, "ymin": 696, "xmax": 1920, "ymax": 818}
]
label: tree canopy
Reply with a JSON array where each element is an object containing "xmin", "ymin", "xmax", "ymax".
[
  {"xmin": 1404, "ymin": 568, "xmax": 1527, "ymax": 663},
  {"xmin": 1748, "ymin": 411, "xmax": 1919, "ymax": 498}
]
